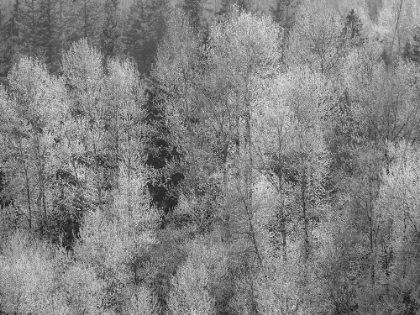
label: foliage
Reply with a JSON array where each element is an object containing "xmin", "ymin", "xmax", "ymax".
[
  {"xmin": 168, "ymin": 258, "xmax": 215, "ymax": 315},
  {"xmin": 286, "ymin": 0, "xmax": 343, "ymax": 75},
  {"xmin": 101, "ymin": 0, "xmax": 122, "ymax": 59},
  {"xmin": 124, "ymin": 0, "xmax": 169, "ymax": 75},
  {"xmin": 0, "ymin": 231, "xmax": 69, "ymax": 315},
  {"xmin": 2, "ymin": 3, "xmax": 420, "ymax": 315}
]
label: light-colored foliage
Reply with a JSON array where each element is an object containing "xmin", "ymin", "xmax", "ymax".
[
  {"xmin": 376, "ymin": 141, "xmax": 420, "ymax": 249},
  {"xmin": 168, "ymin": 259, "xmax": 215, "ymax": 315},
  {"xmin": 126, "ymin": 285, "xmax": 159, "ymax": 315},
  {"xmin": 62, "ymin": 39, "xmax": 108, "ymax": 207},
  {"xmin": 287, "ymin": 0, "xmax": 343, "ymax": 74},
  {"xmin": 153, "ymin": 8, "xmax": 200, "ymax": 92},
  {"xmin": 343, "ymin": 48, "xmax": 420, "ymax": 143},
  {"xmin": 0, "ymin": 231, "xmax": 69, "ymax": 315},
  {"xmin": 375, "ymin": 0, "xmax": 420, "ymax": 54},
  {"xmin": 62, "ymin": 263, "xmax": 105, "ymax": 315},
  {"xmin": 0, "ymin": 56, "xmax": 69, "ymax": 229}
]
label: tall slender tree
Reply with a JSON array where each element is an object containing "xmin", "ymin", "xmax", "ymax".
[
  {"xmin": 1, "ymin": 57, "xmax": 68, "ymax": 234},
  {"xmin": 180, "ymin": 0, "xmax": 203, "ymax": 32},
  {"xmin": 0, "ymin": 1, "xmax": 20, "ymax": 78},
  {"xmin": 124, "ymin": 0, "xmax": 169, "ymax": 75},
  {"xmin": 68, "ymin": 0, "xmax": 103, "ymax": 47},
  {"xmin": 37, "ymin": 0, "xmax": 60, "ymax": 72},
  {"xmin": 100, "ymin": 0, "xmax": 121, "ymax": 59},
  {"xmin": 404, "ymin": 26, "xmax": 420, "ymax": 64}
]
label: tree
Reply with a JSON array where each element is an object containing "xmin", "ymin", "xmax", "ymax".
[
  {"xmin": 67, "ymin": 0, "xmax": 103, "ymax": 47},
  {"xmin": 124, "ymin": 0, "xmax": 169, "ymax": 75},
  {"xmin": 270, "ymin": 0, "xmax": 298, "ymax": 40},
  {"xmin": 168, "ymin": 260, "xmax": 215, "ymax": 315},
  {"xmin": 404, "ymin": 26, "xmax": 420, "ymax": 64},
  {"xmin": 103, "ymin": 57, "xmax": 144, "ymax": 193},
  {"xmin": 15, "ymin": 0, "xmax": 39, "ymax": 58},
  {"xmin": 153, "ymin": 9, "xmax": 284, "ymax": 315},
  {"xmin": 208, "ymin": 7, "xmax": 281, "ymax": 256},
  {"xmin": 375, "ymin": 0, "xmax": 420, "ymax": 58},
  {"xmin": 370, "ymin": 141, "xmax": 420, "ymax": 315},
  {"xmin": 62, "ymin": 39, "xmax": 107, "ymax": 211},
  {"xmin": 1, "ymin": 56, "xmax": 68, "ymax": 234},
  {"xmin": 180, "ymin": 0, "xmax": 203, "ymax": 32},
  {"xmin": 0, "ymin": 231, "xmax": 70, "ymax": 315},
  {"xmin": 286, "ymin": 0, "xmax": 343, "ymax": 75},
  {"xmin": 342, "ymin": 9, "xmax": 363, "ymax": 42},
  {"xmin": 100, "ymin": 0, "xmax": 122, "ymax": 59},
  {"xmin": 0, "ymin": 0, "xmax": 20, "ymax": 78},
  {"xmin": 217, "ymin": 0, "xmax": 251, "ymax": 17},
  {"xmin": 38, "ymin": 0, "xmax": 60, "ymax": 72}
]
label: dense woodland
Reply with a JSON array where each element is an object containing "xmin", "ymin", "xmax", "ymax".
[{"xmin": 1, "ymin": 0, "xmax": 420, "ymax": 314}]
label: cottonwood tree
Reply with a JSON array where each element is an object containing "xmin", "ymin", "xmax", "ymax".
[
  {"xmin": 104, "ymin": 57, "xmax": 144, "ymax": 193},
  {"xmin": 286, "ymin": 0, "xmax": 343, "ymax": 75},
  {"xmin": 205, "ymin": 9, "xmax": 281, "ymax": 314},
  {"xmin": 255, "ymin": 67, "xmax": 332, "ymax": 314},
  {"xmin": 153, "ymin": 9, "xmax": 283, "ymax": 314},
  {"xmin": 0, "ymin": 56, "xmax": 68, "ymax": 233},
  {"xmin": 375, "ymin": 0, "xmax": 420, "ymax": 58},
  {"xmin": 0, "ymin": 231, "xmax": 70, "ymax": 315},
  {"xmin": 152, "ymin": 9, "xmax": 224, "ymax": 237},
  {"xmin": 207, "ymin": 7, "xmax": 280, "ymax": 220},
  {"xmin": 330, "ymin": 34, "xmax": 420, "ymax": 312},
  {"xmin": 69, "ymin": 54, "xmax": 163, "ymax": 314},
  {"xmin": 73, "ymin": 163, "xmax": 160, "ymax": 313},
  {"xmin": 62, "ymin": 39, "xmax": 108, "ymax": 211},
  {"xmin": 168, "ymin": 260, "xmax": 215, "ymax": 315},
  {"xmin": 362, "ymin": 141, "xmax": 420, "ymax": 314}
]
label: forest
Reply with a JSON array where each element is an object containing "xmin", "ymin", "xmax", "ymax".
[{"xmin": 1, "ymin": 0, "xmax": 420, "ymax": 314}]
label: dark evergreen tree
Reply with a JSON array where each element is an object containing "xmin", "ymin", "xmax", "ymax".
[
  {"xmin": 38, "ymin": 0, "xmax": 60, "ymax": 72},
  {"xmin": 68, "ymin": 0, "xmax": 102, "ymax": 47},
  {"xmin": 100, "ymin": 0, "xmax": 121, "ymax": 59},
  {"xmin": 0, "ymin": 1, "xmax": 20, "ymax": 79},
  {"xmin": 180, "ymin": 0, "xmax": 203, "ymax": 32},
  {"xmin": 16, "ymin": 0, "xmax": 42, "ymax": 58},
  {"xmin": 124, "ymin": 0, "xmax": 168, "ymax": 75},
  {"xmin": 341, "ymin": 9, "xmax": 364, "ymax": 46},
  {"xmin": 403, "ymin": 26, "xmax": 420, "ymax": 64},
  {"xmin": 217, "ymin": 0, "xmax": 250, "ymax": 18},
  {"xmin": 143, "ymin": 81, "xmax": 184, "ymax": 229},
  {"xmin": 270, "ymin": 0, "xmax": 296, "ymax": 31}
]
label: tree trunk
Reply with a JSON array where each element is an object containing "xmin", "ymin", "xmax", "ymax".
[
  {"xmin": 277, "ymin": 127, "xmax": 287, "ymax": 261},
  {"xmin": 278, "ymin": 170, "xmax": 287, "ymax": 261},
  {"xmin": 301, "ymin": 166, "xmax": 309, "ymax": 262}
]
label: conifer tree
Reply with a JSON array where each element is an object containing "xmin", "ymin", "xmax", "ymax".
[
  {"xmin": 16, "ymin": 0, "xmax": 42, "ymax": 58},
  {"xmin": 217, "ymin": 0, "xmax": 250, "ymax": 17},
  {"xmin": 181, "ymin": 0, "xmax": 203, "ymax": 32},
  {"xmin": 100, "ymin": 0, "xmax": 121, "ymax": 59},
  {"xmin": 404, "ymin": 26, "xmax": 420, "ymax": 64},
  {"xmin": 124, "ymin": 0, "xmax": 168, "ymax": 75},
  {"xmin": 270, "ymin": 0, "xmax": 296, "ymax": 31},
  {"xmin": 0, "ymin": 1, "xmax": 20, "ymax": 78},
  {"xmin": 37, "ymin": 0, "xmax": 60, "ymax": 72},
  {"xmin": 68, "ymin": 0, "xmax": 103, "ymax": 47},
  {"xmin": 341, "ymin": 9, "xmax": 364, "ymax": 47}
]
